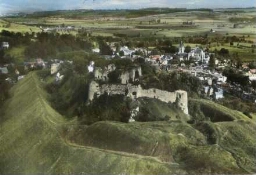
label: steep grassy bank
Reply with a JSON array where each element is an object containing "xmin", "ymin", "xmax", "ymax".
[{"xmin": 0, "ymin": 72, "xmax": 183, "ymax": 174}]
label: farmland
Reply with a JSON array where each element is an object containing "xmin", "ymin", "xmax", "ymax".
[{"xmin": 1, "ymin": 8, "xmax": 255, "ymax": 61}]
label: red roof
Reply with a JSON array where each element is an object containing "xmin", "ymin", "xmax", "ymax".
[
  {"xmin": 150, "ymin": 55, "xmax": 161, "ymax": 60},
  {"xmin": 250, "ymin": 69, "xmax": 256, "ymax": 74}
]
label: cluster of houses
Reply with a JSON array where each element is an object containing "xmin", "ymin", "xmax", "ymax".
[
  {"xmin": 90, "ymin": 41, "xmax": 256, "ymax": 102},
  {"xmin": 92, "ymin": 41, "xmax": 212, "ymax": 67},
  {"xmin": 24, "ymin": 58, "xmax": 46, "ymax": 70},
  {"xmin": 186, "ymin": 67, "xmax": 227, "ymax": 99},
  {"xmin": 39, "ymin": 26, "xmax": 75, "ymax": 32}
]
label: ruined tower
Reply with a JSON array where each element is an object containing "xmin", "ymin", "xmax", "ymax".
[
  {"xmin": 88, "ymin": 81, "xmax": 100, "ymax": 101},
  {"xmin": 175, "ymin": 90, "xmax": 188, "ymax": 115}
]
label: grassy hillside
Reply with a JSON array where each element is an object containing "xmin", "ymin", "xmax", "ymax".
[
  {"xmin": 0, "ymin": 72, "xmax": 255, "ymax": 174},
  {"xmin": 189, "ymin": 98, "xmax": 251, "ymax": 122},
  {"xmin": 135, "ymin": 98, "xmax": 189, "ymax": 122},
  {"xmin": 0, "ymin": 72, "xmax": 181, "ymax": 174}
]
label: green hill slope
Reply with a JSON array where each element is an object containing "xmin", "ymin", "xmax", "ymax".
[
  {"xmin": 0, "ymin": 72, "xmax": 182, "ymax": 174},
  {"xmin": 0, "ymin": 72, "xmax": 255, "ymax": 174}
]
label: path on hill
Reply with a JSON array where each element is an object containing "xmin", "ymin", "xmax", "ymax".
[{"xmin": 63, "ymin": 138, "xmax": 180, "ymax": 166}]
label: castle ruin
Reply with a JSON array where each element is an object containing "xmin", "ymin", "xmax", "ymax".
[
  {"xmin": 120, "ymin": 67, "xmax": 142, "ymax": 84},
  {"xmin": 88, "ymin": 81, "xmax": 188, "ymax": 115},
  {"xmin": 88, "ymin": 65, "xmax": 188, "ymax": 115}
]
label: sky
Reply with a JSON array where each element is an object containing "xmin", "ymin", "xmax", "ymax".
[{"xmin": 0, "ymin": 0, "xmax": 255, "ymax": 14}]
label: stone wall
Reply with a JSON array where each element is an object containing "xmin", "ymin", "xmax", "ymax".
[
  {"xmin": 101, "ymin": 84, "xmax": 127, "ymax": 96},
  {"xmin": 88, "ymin": 81, "xmax": 188, "ymax": 115},
  {"xmin": 121, "ymin": 67, "xmax": 142, "ymax": 84},
  {"xmin": 50, "ymin": 63, "xmax": 60, "ymax": 75},
  {"xmin": 93, "ymin": 65, "xmax": 141, "ymax": 84},
  {"xmin": 94, "ymin": 64, "xmax": 116, "ymax": 81}
]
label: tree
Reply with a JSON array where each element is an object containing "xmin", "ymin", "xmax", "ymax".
[
  {"xmin": 251, "ymin": 81, "xmax": 256, "ymax": 90},
  {"xmin": 169, "ymin": 45, "xmax": 178, "ymax": 53},
  {"xmin": 0, "ymin": 74, "xmax": 11, "ymax": 107},
  {"xmin": 248, "ymin": 62, "xmax": 256, "ymax": 69},
  {"xmin": 126, "ymin": 40, "xmax": 134, "ymax": 49},
  {"xmin": 163, "ymin": 39, "xmax": 172, "ymax": 46},
  {"xmin": 108, "ymin": 70, "xmax": 121, "ymax": 83},
  {"xmin": 73, "ymin": 55, "xmax": 88, "ymax": 75},
  {"xmin": 133, "ymin": 50, "xmax": 144, "ymax": 56},
  {"xmin": 236, "ymin": 57, "xmax": 242, "ymax": 69},
  {"xmin": 208, "ymin": 54, "xmax": 215, "ymax": 69},
  {"xmin": 115, "ymin": 43, "xmax": 120, "ymax": 53},
  {"xmin": 119, "ymin": 50, "xmax": 124, "ymax": 57},
  {"xmin": 99, "ymin": 41, "xmax": 113, "ymax": 55},
  {"xmin": 0, "ymin": 49, "xmax": 5, "ymax": 64},
  {"xmin": 184, "ymin": 45, "xmax": 191, "ymax": 53},
  {"xmin": 223, "ymin": 68, "xmax": 249, "ymax": 87},
  {"xmin": 151, "ymin": 48, "xmax": 161, "ymax": 55},
  {"xmin": 219, "ymin": 48, "xmax": 229, "ymax": 55}
]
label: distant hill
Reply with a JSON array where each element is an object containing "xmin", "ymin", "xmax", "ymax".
[
  {"xmin": 0, "ymin": 72, "xmax": 256, "ymax": 174},
  {"xmin": 24, "ymin": 8, "xmax": 212, "ymax": 18}
]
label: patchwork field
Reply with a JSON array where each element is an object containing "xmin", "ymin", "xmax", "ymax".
[{"xmin": 2, "ymin": 9, "xmax": 256, "ymax": 39}]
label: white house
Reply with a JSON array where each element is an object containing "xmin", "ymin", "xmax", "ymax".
[
  {"xmin": 213, "ymin": 72, "xmax": 227, "ymax": 83},
  {"xmin": 204, "ymin": 86, "xmax": 214, "ymax": 96},
  {"xmin": 0, "ymin": 67, "xmax": 8, "ymax": 74},
  {"xmin": 120, "ymin": 46, "xmax": 134, "ymax": 56},
  {"xmin": 2, "ymin": 42, "xmax": 9, "ymax": 49},
  {"xmin": 92, "ymin": 48, "xmax": 100, "ymax": 53},
  {"xmin": 214, "ymin": 88, "xmax": 224, "ymax": 100},
  {"xmin": 246, "ymin": 69, "xmax": 256, "ymax": 81}
]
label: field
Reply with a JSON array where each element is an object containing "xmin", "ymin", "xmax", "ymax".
[
  {"xmin": 1, "ymin": 9, "xmax": 255, "ymax": 62},
  {"xmin": 0, "ymin": 19, "xmax": 40, "ymax": 33},
  {"xmin": 0, "ymin": 71, "xmax": 256, "ymax": 174},
  {"xmin": 207, "ymin": 41, "xmax": 256, "ymax": 61},
  {"xmin": 2, "ymin": 10, "xmax": 255, "ymax": 38}
]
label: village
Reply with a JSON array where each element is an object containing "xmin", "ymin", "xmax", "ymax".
[
  {"xmin": 53, "ymin": 40, "xmax": 256, "ymax": 103},
  {"xmin": 1, "ymin": 38, "xmax": 256, "ymax": 106}
]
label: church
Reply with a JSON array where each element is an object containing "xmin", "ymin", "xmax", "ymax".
[{"xmin": 177, "ymin": 41, "xmax": 209, "ymax": 63}]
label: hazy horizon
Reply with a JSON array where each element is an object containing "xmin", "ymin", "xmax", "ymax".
[{"xmin": 0, "ymin": 0, "xmax": 255, "ymax": 14}]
